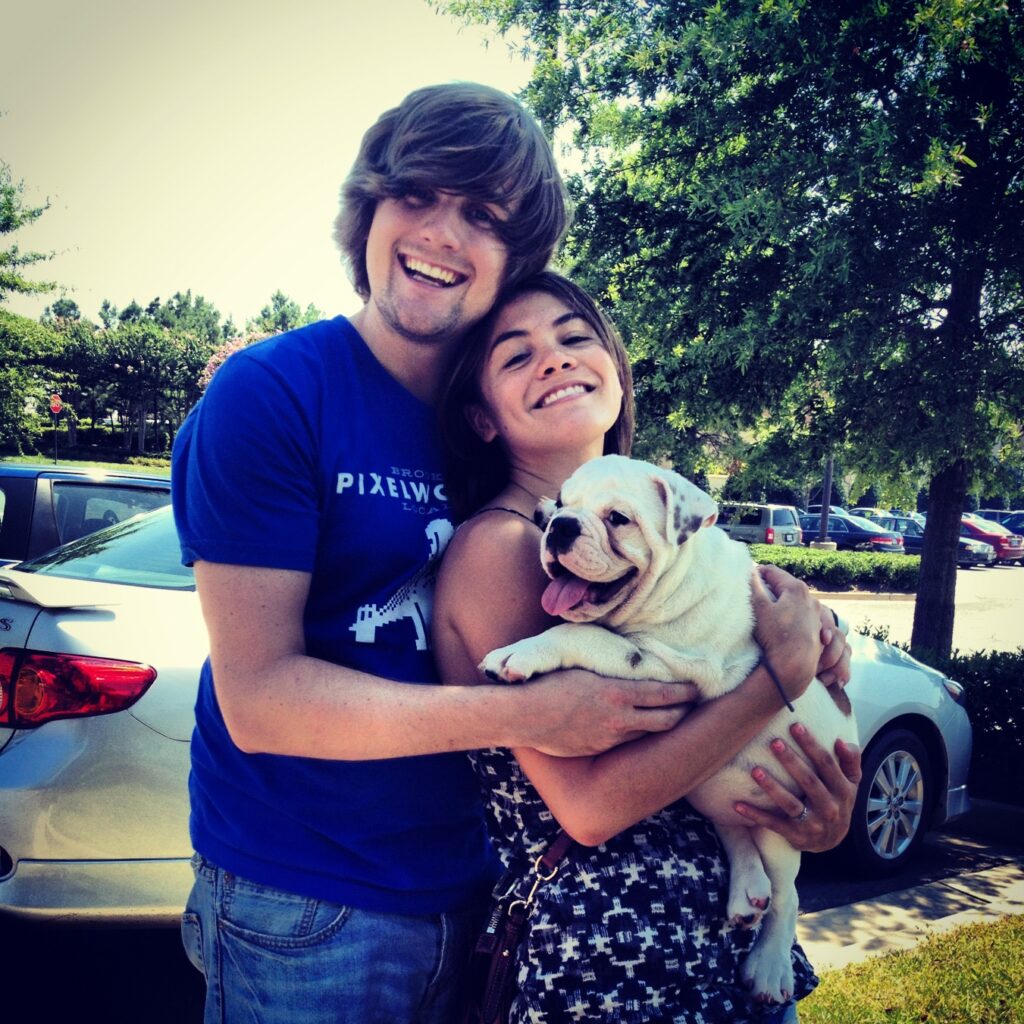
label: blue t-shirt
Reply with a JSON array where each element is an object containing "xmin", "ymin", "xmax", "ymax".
[{"xmin": 172, "ymin": 316, "xmax": 497, "ymax": 913}]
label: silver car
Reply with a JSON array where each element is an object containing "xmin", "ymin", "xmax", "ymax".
[
  {"xmin": 716, "ymin": 502, "xmax": 804, "ymax": 546},
  {"xmin": 0, "ymin": 508, "xmax": 973, "ymax": 924},
  {"xmin": 0, "ymin": 507, "xmax": 203, "ymax": 924}
]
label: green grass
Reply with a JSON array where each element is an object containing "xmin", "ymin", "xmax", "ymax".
[
  {"xmin": 0, "ymin": 453, "xmax": 171, "ymax": 476},
  {"xmin": 801, "ymin": 915, "xmax": 1024, "ymax": 1023}
]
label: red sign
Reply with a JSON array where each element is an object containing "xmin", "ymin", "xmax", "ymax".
[{"xmin": 49, "ymin": 394, "xmax": 63, "ymax": 415}]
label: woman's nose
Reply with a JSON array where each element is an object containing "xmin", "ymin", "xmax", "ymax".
[{"xmin": 540, "ymin": 351, "xmax": 576, "ymax": 376}]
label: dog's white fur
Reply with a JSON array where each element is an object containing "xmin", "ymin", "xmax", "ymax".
[{"xmin": 480, "ymin": 454, "xmax": 857, "ymax": 1004}]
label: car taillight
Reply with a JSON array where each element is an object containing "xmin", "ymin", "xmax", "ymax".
[
  {"xmin": 0, "ymin": 650, "xmax": 156, "ymax": 728},
  {"xmin": 765, "ymin": 527, "xmax": 775, "ymax": 544}
]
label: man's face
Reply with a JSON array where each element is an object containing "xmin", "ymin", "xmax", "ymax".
[{"xmin": 362, "ymin": 188, "xmax": 510, "ymax": 346}]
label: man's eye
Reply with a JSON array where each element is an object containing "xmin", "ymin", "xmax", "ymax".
[
  {"xmin": 467, "ymin": 205, "xmax": 497, "ymax": 228},
  {"xmin": 402, "ymin": 188, "xmax": 433, "ymax": 207},
  {"xmin": 607, "ymin": 510, "xmax": 631, "ymax": 527}
]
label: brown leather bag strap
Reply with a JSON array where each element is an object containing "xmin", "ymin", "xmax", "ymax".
[{"xmin": 539, "ymin": 830, "xmax": 575, "ymax": 873}]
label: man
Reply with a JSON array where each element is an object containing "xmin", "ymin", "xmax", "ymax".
[{"xmin": 173, "ymin": 83, "xmax": 854, "ymax": 1023}]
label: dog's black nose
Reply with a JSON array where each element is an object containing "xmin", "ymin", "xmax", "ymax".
[{"xmin": 546, "ymin": 515, "xmax": 582, "ymax": 554}]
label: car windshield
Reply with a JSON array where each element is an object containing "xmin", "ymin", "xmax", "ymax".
[
  {"xmin": 844, "ymin": 514, "xmax": 890, "ymax": 533},
  {"xmin": 13, "ymin": 505, "xmax": 194, "ymax": 590}
]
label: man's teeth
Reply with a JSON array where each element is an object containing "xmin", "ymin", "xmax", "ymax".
[
  {"xmin": 403, "ymin": 257, "xmax": 460, "ymax": 286},
  {"xmin": 541, "ymin": 385, "xmax": 588, "ymax": 407}
]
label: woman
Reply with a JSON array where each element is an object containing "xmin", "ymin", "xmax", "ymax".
[{"xmin": 433, "ymin": 272, "xmax": 858, "ymax": 1023}]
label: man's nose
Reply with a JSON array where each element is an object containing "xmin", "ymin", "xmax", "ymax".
[{"xmin": 418, "ymin": 199, "xmax": 462, "ymax": 249}]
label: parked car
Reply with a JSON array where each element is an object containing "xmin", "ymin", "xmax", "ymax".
[
  {"xmin": 849, "ymin": 506, "xmax": 890, "ymax": 520},
  {"xmin": 0, "ymin": 462, "xmax": 172, "ymax": 568},
  {"xmin": 0, "ymin": 506, "xmax": 203, "ymax": 923},
  {"xmin": 1000, "ymin": 511, "xmax": 1024, "ymax": 534},
  {"xmin": 960, "ymin": 517, "xmax": 1024, "ymax": 565},
  {"xmin": 975, "ymin": 508, "xmax": 1015, "ymax": 523},
  {"xmin": 806, "ymin": 504, "xmax": 848, "ymax": 516},
  {"xmin": 0, "ymin": 507, "xmax": 973, "ymax": 922},
  {"xmin": 716, "ymin": 502, "xmax": 803, "ymax": 546},
  {"xmin": 873, "ymin": 515, "xmax": 996, "ymax": 568},
  {"xmin": 799, "ymin": 513, "xmax": 905, "ymax": 553}
]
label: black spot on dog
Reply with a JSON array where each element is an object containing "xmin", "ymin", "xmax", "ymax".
[
  {"xmin": 678, "ymin": 513, "xmax": 703, "ymax": 544},
  {"xmin": 484, "ymin": 669, "xmax": 501, "ymax": 682},
  {"xmin": 628, "ymin": 650, "xmax": 643, "ymax": 668}
]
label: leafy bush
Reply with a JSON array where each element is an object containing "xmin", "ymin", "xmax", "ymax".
[
  {"xmin": 858, "ymin": 624, "xmax": 1024, "ymax": 807},
  {"xmin": 750, "ymin": 545, "xmax": 919, "ymax": 592}
]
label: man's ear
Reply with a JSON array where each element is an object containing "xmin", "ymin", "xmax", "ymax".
[{"xmin": 466, "ymin": 404, "xmax": 498, "ymax": 443}]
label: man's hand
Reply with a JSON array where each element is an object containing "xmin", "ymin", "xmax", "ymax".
[
  {"xmin": 520, "ymin": 669, "xmax": 698, "ymax": 757},
  {"xmin": 734, "ymin": 723, "xmax": 862, "ymax": 852}
]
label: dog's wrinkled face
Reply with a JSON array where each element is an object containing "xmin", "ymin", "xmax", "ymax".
[{"xmin": 537, "ymin": 454, "xmax": 718, "ymax": 623}]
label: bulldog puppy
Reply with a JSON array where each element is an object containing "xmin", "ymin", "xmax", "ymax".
[{"xmin": 480, "ymin": 454, "xmax": 857, "ymax": 1005}]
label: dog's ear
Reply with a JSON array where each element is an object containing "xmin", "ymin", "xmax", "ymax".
[
  {"xmin": 651, "ymin": 468, "xmax": 718, "ymax": 544},
  {"xmin": 534, "ymin": 496, "xmax": 558, "ymax": 529}
]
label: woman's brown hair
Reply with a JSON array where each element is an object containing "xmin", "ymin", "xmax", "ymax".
[{"xmin": 438, "ymin": 271, "xmax": 635, "ymax": 521}]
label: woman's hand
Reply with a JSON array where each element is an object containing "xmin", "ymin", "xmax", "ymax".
[
  {"xmin": 733, "ymin": 722, "xmax": 862, "ymax": 852},
  {"xmin": 750, "ymin": 565, "xmax": 823, "ymax": 704},
  {"xmin": 816, "ymin": 605, "xmax": 851, "ymax": 689}
]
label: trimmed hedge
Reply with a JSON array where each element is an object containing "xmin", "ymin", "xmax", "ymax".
[
  {"xmin": 858, "ymin": 625, "xmax": 1024, "ymax": 807},
  {"xmin": 749, "ymin": 544, "xmax": 919, "ymax": 592}
]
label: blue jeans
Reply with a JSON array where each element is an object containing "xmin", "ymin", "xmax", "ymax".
[{"xmin": 181, "ymin": 853, "xmax": 479, "ymax": 1024}]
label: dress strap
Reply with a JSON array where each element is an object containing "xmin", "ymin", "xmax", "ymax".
[{"xmin": 469, "ymin": 506, "xmax": 538, "ymax": 527}]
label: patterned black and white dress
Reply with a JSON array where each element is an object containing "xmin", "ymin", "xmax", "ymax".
[{"xmin": 471, "ymin": 745, "xmax": 818, "ymax": 1023}]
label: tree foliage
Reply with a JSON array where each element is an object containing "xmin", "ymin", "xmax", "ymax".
[{"xmin": 439, "ymin": 0, "xmax": 1024, "ymax": 657}]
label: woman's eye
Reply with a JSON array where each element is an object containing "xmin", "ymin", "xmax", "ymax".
[
  {"xmin": 501, "ymin": 351, "xmax": 529, "ymax": 369},
  {"xmin": 607, "ymin": 510, "xmax": 631, "ymax": 527},
  {"xmin": 562, "ymin": 334, "xmax": 594, "ymax": 346}
]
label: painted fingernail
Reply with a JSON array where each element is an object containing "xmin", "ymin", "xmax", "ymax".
[
  {"xmin": 752, "ymin": 768, "xmax": 766, "ymax": 782},
  {"xmin": 770, "ymin": 739, "xmax": 785, "ymax": 753},
  {"xmin": 735, "ymin": 803, "xmax": 751, "ymax": 817},
  {"xmin": 792, "ymin": 723, "xmax": 807, "ymax": 737}
]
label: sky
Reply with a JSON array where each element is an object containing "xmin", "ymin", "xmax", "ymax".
[{"xmin": 1, "ymin": 0, "xmax": 531, "ymax": 329}]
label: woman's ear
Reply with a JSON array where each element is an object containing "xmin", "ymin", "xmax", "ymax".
[{"xmin": 466, "ymin": 404, "xmax": 498, "ymax": 443}]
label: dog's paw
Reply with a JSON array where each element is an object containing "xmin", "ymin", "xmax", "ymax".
[
  {"xmin": 727, "ymin": 868, "xmax": 772, "ymax": 928},
  {"xmin": 479, "ymin": 645, "xmax": 529, "ymax": 683},
  {"xmin": 741, "ymin": 939, "xmax": 794, "ymax": 1005}
]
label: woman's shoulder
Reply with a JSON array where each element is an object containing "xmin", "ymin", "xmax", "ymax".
[{"xmin": 445, "ymin": 507, "xmax": 541, "ymax": 571}]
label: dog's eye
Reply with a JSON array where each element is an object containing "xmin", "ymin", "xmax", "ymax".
[{"xmin": 607, "ymin": 510, "xmax": 631, "ymax": 527}]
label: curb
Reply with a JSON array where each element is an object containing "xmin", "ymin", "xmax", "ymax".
[
  {"xmin": 797, "ymin": 860, "xmax": 1024, "ymax": 973},
  {"xmin": 809, "ymin": 589, "xmax": 916, "ymax": 602}
]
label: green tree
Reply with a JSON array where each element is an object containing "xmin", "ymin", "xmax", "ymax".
[
  {"xmin": 247, "ymin": 290, "xmax": 323, "ymax": 335},
  {"xmin": 442, "ymin": 0, "xmax": 1024, "ymax": 659},
  {"xmin": 0, "ymin": 160, "xmax": 60, "ymax": 451}
]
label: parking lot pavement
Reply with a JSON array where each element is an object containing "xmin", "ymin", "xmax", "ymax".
[
  {"xmin": 797, "ymin": 799, "xmax": 1024, "ymax": 972},
  {"xmin": 818, "ymin": 561, "xmax": 1024, "ymax": 654}
]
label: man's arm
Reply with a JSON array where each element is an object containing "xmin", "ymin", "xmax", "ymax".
[{"xmin": 195, "ymin": 560, "xmax": 688, "ymax": 759}]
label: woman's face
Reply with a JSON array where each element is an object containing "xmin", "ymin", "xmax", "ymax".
[{"xmin": 469, "ymin": 290, "xmax": 624, "ymax": 460}]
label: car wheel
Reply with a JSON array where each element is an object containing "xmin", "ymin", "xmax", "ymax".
[{"xmin": 840, "ymin": 728, "xmax": 933, "ymax": 877}]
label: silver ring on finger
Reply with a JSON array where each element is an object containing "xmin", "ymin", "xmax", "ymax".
[{"xmin": 793, "ymin": 803, "xmax": 810, "ymax": 823}]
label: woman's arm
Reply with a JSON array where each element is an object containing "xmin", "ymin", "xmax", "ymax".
[{"xmin": 433, "ymin": 516, "xmax": 835, "ymax": 846}]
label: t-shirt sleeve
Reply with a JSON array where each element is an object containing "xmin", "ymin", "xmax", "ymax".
[{"xmin": 172, "ymin": 348, "xmax": 322, "ymax": 572}]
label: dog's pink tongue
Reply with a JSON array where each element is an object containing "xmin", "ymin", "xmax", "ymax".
[{"xmin": 541, "ymin": 574, "xmax": 590, "ymax": 617}]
